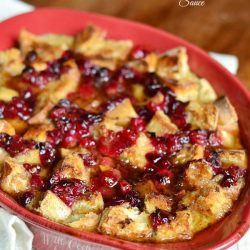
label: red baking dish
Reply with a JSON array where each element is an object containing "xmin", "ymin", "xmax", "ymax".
[{"xmin": 0, "ymin": 8, "xmax": 250, "ymax": 250}]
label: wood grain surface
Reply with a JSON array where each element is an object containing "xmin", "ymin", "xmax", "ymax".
[{"xmin": 23, "ymin": 0, "xmax": 250, "ymax": 89}]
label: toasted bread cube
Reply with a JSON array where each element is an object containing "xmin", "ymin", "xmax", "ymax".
[
  {"xmin": 19, "ymin": 29, "xmax": 73, "ymax": 61},
  {"xmin": 37, "ymin": 191, "xmax": 71, "ymax": 222},
  {"xmin": 74, "ymin": 26, "xmax": 132, "ymax": 61},
  {"xmin": 36, "ymin": 61, "xmax": 80, "ymax": 109},
  {"xmin": 183, "ymin": 184, "xmax": 233, "ymax": 220},
  {"xmin": 215, "ymin": 97, "xmax": 240, "ymax": 148},
  {"xmin": 0, "ymin": 87, "xmax": 19, "ymax": 102},
  {"xmin": 144, "ymin": 52, "xmax": 158, "ymax": 72},
  {"xmin": 15, "ymin": 149, "xmax": 41, "ymax": 164},
  {"xmin": 223, "ymin": 178, "xmax": 245, "ymax": 201},
  {"xmin": 0, "ymin": 157, "xmax": 31, "ymax": 194},
  {"xmin": 186, "ymin": 102, "xmax": 218, "ymax": 130},
  {"xmin": 149, "ymin": 91, "xmax": 164, "ymax": 105},
  {"xmin": 169, "ymin": 81, "xmax": 199, "ymax": 103},
  {"xmin": 172, "ymin": 144, "xmax": 204, "ymax": 165},
  {"xmin": 23, "ymin": 124, "xmax": 54, "ymax": 142},
  {"xmin": 59, "ymin": 147, "xmax": 89, "ymax": 158},
  {"xmin": 135, "ymin": 180, "xmax": 157, "ymax": 197},
  {"xmin": 0, "ymin": 48, "xmax": 24, "ymax": 76},
  {"xmin": 156, "ymin": 47, "xmax": 189, "ymax": 80},
  {"xmin": 5, "ymin": 118, "xmax": 28, "ymax": 134},
  {"xmin": 146, "ymin": 110, "xmax": 178, "ymax": 136},
  {"xmin": 131, "ymin": 84, "xmax": 146, "ymax": 102},
  {"xmin": 29, "ymin": 103, "xmax": 54, "ymax": 125},
  {"xmin": 198, "ymin": 79, "xmax": 217, "ymax": 103},
  {"xmin": 154, "ymin": 210, "xmax": 192, "ymax": 241},
  {"xmin": 120, "ymin": 133, "xmax": 154, "ymax": 169},
  {"xmin": 185, "ymin": 160, "xmax": 213, "ymax": 188},
  {"xmin": 0, "ymin": 148, "xmax": 9, "ymax": 174},
  {"xmin": 0, "ymin": 120, "xmax": 16, "ymax": 135},
  {"xmin": 217, "ymin": 149, "xmax": 247, "ymax": 169},
  {"xmin": 65, "ymin": 212, "xmax": 100, "ymax": 231},
  {"xmin": 145, "ymin": 193, "xmax": 172, "ymax": 213},
  {"xmin": 54, "ymin": 153, "xmax": 90, "ymax": 184},
  {"xmin": 105, "ymin": 98, "xmax": 138, "ymax": 127},
  {"xmin": 215, "ymin": 96, "xmax": 238, "ymax": 125},
  {"xmin": 98, "ymin": 203, "xmax": 153, "ymax": 241},
  {"xmin": 72, "ymin": 192, "xmax": 104, "ymax": 214},
  {"xmin": 189, "ymin": 210, "xmax": 212, "ymax": 234}
]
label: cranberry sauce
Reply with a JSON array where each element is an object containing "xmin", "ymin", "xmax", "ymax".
[
  {"xmin": 22, "ymin": 50, "xmax": 72, "ymax": 88},
  {"xmin": 48, "ymin": 99, "xmax": 102, "ymax": 148},
  {"xmin": 0, "ymin": 133, "xmax": 35, "ymax": 157},
  {"xmin": 50, "ymin": 179, "xmax": 88, "ymax": 207},
  {"xmin": 0, "ymin": 89, "xmax": 35, "ymax": 121},
  {"xmin": 150, "ymin": 209, "xmax": 175, "ymax": 228}
]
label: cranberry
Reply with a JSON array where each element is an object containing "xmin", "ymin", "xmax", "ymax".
[
  {"xmin": 155, "ymin": 168, "xmax": 174, "ymax": 185},
  {"xmin": 25, "ymin": 50, "xmax": 37, "ymax": 64},
  {"xmin": 51, "ymin": 179, "xmax": 88, "ymax": 207},
  {"xmin": 150, "ymin": 209, "xmax": 175, "ymax": 228},
  {"xmin": 79, "ymin": 83, "xmax": 96, "ymax": 99},
  {"xmin": 125, "ymin": 191, "xmax": 144, "ymax": 210},
  {"xmin": 60, "ymin": 50, "xmax": 74, "ymax": 62},
  {"xmin": 30, "ymin": 174, "xmax": 44, "ymax": 189},
  {"xmin": 91, "ymin": 177, "xmax": 117, "ymax": 199},
  {"xmin": 36, "ymin": 142, "xmax": 57, "ymax": 167},
  {"xmin": 119, "ymin": 180, "xmax": 132, "ymax": 194},
  {"xmin": 23, "ymin": 163, "xmax": 41, "ymax": 174},
  {"xmin": 100, "ymin": 169, "xmax": 121, "ymax": 188},
  {"xmin": 48, "ymin": 101, "xmax": 102, "ymax": 148},
  {"xmin": 98, "ymin": 128, "xmax": 137, "ymax": 157},
  {"xmin": 129, "ymin": 117, "xmax": 146, "ymax": 133},
  {"xmin": 131, "ymin": 45, "xmax": 149, "ymax": 60},
  {"xmin": 18, "ymin": 191, "xmax": 34, "ymax": 207},
  {"xmin": 221, "ymin": 166, "xmax": 246, "ymax": 187},
  {"xmin": 189, "ymin": 130, "xmax": 208, "ymax": 145},
  {"xmin": 0, "ymin": 134, "xmax": 34, "ymax": 157},
  {"xmin": 143, "ymin": 73, "xmax": 163, "ymax": 97},
  {"xmin": 79, "ymin": 153, "xmax": 97, "ymax": 167},
  {"xmin": 0, "ymin": 89, "xmax": 35, "ymax": 121},
  {"xmin": 204, "ymin": 150, "xmax": 221, "ymax": 174},
  {"xmin": 169, "ymin": 101, "xmax": 188, "ymax": 129}
]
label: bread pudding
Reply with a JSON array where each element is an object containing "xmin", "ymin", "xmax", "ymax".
[{"xmin": 0, "ymin": 25, "xmax": 247, "ymax": 243}]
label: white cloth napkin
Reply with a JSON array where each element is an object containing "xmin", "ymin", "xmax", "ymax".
[
  {"xmin": 0, "ymin": 208, "xmax": 33, "ymax": 250},
  {"xmin": 0, "ymin": 1, "xmax": 248, "ymax": 250}
]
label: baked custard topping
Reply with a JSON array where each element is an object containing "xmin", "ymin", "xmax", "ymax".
[{"xmin": 0, "ymin": 25, "xmax": 247, "ymax": 242}]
